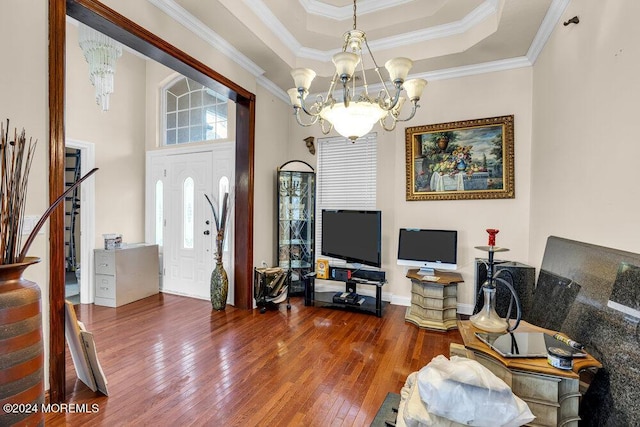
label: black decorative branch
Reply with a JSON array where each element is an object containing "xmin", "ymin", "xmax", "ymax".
[{"xmin": 18, "ymin": 167, "xmax": 99, "ymax": 262}]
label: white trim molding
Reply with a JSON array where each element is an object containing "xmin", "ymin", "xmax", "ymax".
[
  {"xmin": 147, "ymin": 0, "xmax": 265, "ymax": 77},
  {"xmin": 65, "ymin": 139, "xmax": 96, "ymax": 305},
  {"xmin": 526, "ymin": 0, "xmax": 571, "ymax": 64},
  {"xmin": 298, "ymin": 0, "xmax": 415, "ymax": 20},
  {"xmin": 147, "ymin": 0, "xmax": 569, "ymax": 104}
]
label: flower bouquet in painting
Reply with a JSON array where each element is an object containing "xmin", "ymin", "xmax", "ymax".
[
  {"xmin": 205, "ymin": 191, "xmax": 230, "ymax": 310},
  {"xmin": 416, "ymin": 131, "xmax": 496, "ymax": 193}
]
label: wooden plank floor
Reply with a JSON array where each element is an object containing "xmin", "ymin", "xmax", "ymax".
[{"xmin": 45, "ymin": 294, "xmax": 463, "ymax": 426}]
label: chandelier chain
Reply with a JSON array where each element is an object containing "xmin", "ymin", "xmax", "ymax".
[{"xmin": 353, "ymin": 0, "xmax": 357, "ymax": 30}]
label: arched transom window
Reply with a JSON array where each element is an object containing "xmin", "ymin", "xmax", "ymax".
[{"xmin": 164, "ymin": 76, "xmax": 228, "ymax": 145}]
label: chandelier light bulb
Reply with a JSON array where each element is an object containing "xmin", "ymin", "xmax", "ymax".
[
  {"xmin": 291, "ymin": 68, "xmax": 316, "ymax": 91},
  {"xmin": 332, "ymin": 52, "xmax": 360, "ymax": 81},
  {"xmin": 385, "ymin": 57, "xmax": 413, "ymax": 84},
  {"xmin": 404, "ymin": 79, "xmax": 428, "ymax": 101},
  {"xmin": 287, "ymin": 88, "xmax": 303, "ymax": 108}
]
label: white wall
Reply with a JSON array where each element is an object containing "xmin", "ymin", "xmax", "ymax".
[
  {"xmin": 392, "ymin": 69, "xmax": 533, "ymax": 312},
  {"xmin": 253, "ymin": 85, "xmax": 292, "ymax": 268},
  {"xmin": 288, "ymin": 68, "xmax": 534, "ymax": 313},
  {"xmin": 529, "ymin": 0, "xmax": 640, "ymax": 268},
  {"xmin": 66, "ymin": 22, "xmax": 147, "ymax": 246},
  {"xmin": 0, "ymin": 0, "xmax": 49, "ymax": 386}
]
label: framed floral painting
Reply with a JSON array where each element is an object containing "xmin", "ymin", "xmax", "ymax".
[{"xmin": 405, "ymin": 115, "xmax": 515, "ymax": 201}]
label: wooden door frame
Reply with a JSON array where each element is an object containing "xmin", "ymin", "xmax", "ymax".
[{"xmin": 49, "ymin": 0, "xmax": 255, "ymax": 402}]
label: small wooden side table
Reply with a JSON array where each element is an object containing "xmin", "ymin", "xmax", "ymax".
[
  {"xmin": 451, "ymin": 320, "xmax": 602, "ymax": 427},
  {"xmin": 404, "ymin": 269, "xmax": 464, "ymax": 331}
]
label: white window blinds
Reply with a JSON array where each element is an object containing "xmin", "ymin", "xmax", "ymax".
[{"xmin": 315, "ymin": 133, "xmax": 377, "ymax": 262}]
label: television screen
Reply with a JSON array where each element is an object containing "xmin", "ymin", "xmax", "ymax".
[
  {"xmin": 321, "ymin": 210, "xmax": 382, "ymax": 267},
  {"xmin": 397, "ymin": 228, "xmax": 458, "ymax": 273}
]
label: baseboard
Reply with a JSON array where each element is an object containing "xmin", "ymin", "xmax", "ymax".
[
  {"xmin": 391, "ymin": 295, "xmax": 411, "ymax": 307},
  {"xmin": 457, "ymin": 302, "xmax": 475, "ymax": 315},
  {"xmin": 160, "ymin": 289, "xmax": 209, "ymax": 301}
]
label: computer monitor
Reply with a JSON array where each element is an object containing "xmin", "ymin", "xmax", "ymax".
[{"xmin": 397, "ymin": 228, "xmax": 458, "ymax": 275}]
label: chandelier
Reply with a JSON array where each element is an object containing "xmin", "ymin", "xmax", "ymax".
[
  {"xmin": 288, "ymin": 0, "xmax": 427, "ymax": 141},
  {"xmin": 78, "ymin": 23, "xmax": 123, "ymax": 111}
]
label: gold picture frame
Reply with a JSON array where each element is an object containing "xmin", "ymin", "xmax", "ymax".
[{"xmin": 405, "ymin": 115, "xmax": 515, "ymax": 201}]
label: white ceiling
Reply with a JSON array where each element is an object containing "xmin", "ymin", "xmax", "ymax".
[{"xmin": 147, "ymin": 0, "xmax": 570, "ymax": 99}]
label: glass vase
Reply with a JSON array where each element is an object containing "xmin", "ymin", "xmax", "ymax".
[{"xmin": 469, "ymin": 284, "xmax": 509, "ymax": 332}]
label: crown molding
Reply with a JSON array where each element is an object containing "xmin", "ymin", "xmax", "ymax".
[
  {"xmin": 526, "ymin": 0, "xmax": 571, "ymax": 64},
  {"xmin": 421, "ymin": 56, "xmax": 532, "ymax": 81},
  {"xmin": 256, "ymin": 75, "xmax": 290, "ymax": 103},
  {"xmin": 243, "ymin": 0, "xmax": 303, "ymax": 53},
  {"xmin": 145, "ymin": 0, "xmax": 564, "ymax": 105},
  {"xmin": 260, "ymin": 0, "xmax": 500, "ymax": 62},
  {"xmin": 147, "ymin": 0, "xmax": 265, "ymax": 77},
  {"xmin": 368, "ymin": 0, "xmax": 500, "ymax": 52},
  {"xmin": 298, "ymin": 0, "xmax": 414, "ymax": 20}
]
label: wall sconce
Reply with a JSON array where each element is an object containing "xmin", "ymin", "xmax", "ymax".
[{"xmin": 304, "ymin": 136, "xmax": 315, "ymax": 155}]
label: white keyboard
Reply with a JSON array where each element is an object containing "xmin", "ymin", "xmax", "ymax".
[{"xmin": 422, "ymin": 275, "xmax": 440, "ymax": 282}]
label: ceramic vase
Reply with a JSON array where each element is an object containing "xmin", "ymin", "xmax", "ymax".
[
  {"xmin": 0, "ymin": 257, "xmax": 44, "ymax": 426},
  {"xmin": 210, "ymin": 260, "xmax": 228, "ymax": 310}
]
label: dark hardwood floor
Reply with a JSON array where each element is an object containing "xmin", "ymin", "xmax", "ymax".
[{"xmin": 45, "ymin": 294, "xmax": 463, "ymax": 426}]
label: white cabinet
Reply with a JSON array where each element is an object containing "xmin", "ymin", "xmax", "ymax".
[{"xmin": 94, "ymin": 244, "xmax": 159, "ymax": 307}]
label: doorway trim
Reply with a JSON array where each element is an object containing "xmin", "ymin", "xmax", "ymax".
[
  {"xmin": 49, "ymin": 0, "xmax": 255, "ymax": 402},
  {"xmin": 65, "ymin": 139, "xmax": 96, "ymax": 304}
]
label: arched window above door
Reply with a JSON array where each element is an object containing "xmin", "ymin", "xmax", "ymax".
[{"xmin": 163, "ymin": 76, "xmax": 228, "ymax": 145}]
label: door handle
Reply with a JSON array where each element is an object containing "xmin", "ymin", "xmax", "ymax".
[{"xmin": 204, "ymin": 230, "xmax": 210, "ymax": 235}]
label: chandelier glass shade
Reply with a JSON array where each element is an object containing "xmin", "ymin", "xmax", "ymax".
[
  {"xmin": 78, "ymin": 23, "xmax": 123, "ymax": 112},
  {"xmin": 288, "ymin": 1, "xmax": 427, "ymax": 141}
]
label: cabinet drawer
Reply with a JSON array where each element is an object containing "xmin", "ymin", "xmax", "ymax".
[
  {"xmin": 95, "ymin": 274, "xmax": 116, "ymax": 299},
  {"xmin": 95, "ymin": 251, "xmax": 115, "ymax": 275}
]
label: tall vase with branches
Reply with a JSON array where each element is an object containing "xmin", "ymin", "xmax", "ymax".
[
  {"xmin": 0, "ymin": 119, "xmax": 97, "ymax": 424},
  {"xmin": 205, "ymin": 191, "xmax": 230, "ymax": 310}
]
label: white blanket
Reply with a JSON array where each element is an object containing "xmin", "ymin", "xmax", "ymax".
[{"xmin": 397, "ymin": 356, "xmax": 535, "ymax": 427}]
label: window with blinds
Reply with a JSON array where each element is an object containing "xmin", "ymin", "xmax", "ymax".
[{"xmin": 315, "ymin": 133, "xmax": 377, "ymax": 264}]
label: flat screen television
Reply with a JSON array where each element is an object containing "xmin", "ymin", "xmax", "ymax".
[
  {"xmin": 397, "ymin": 228, "xmax": 458, "ymax": 274},
  {"xmin": 321, "ymin": 209, "xmax": 382, "ymax": 268}
]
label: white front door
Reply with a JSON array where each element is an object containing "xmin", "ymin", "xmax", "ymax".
[{"xmin": 149, "ymin": 143, "xmax": 234, "ymax": 301}]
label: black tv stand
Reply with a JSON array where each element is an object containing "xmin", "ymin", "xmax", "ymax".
[{"xmin": 304, "ymin": 273, "xmax": 387, "ymax": 317}]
